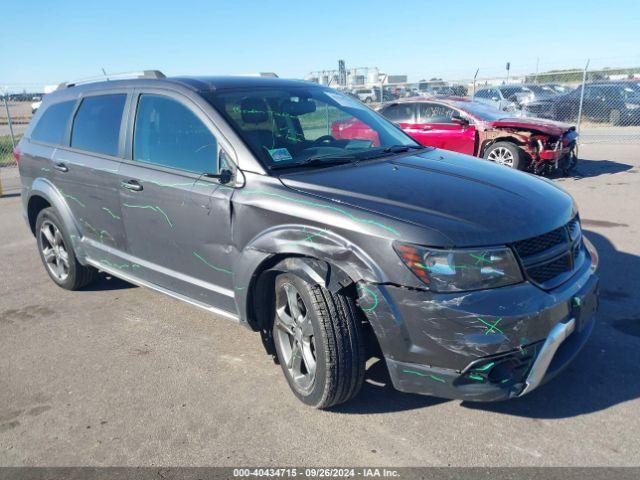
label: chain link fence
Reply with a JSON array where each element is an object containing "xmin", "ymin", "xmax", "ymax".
[
  {"xmin": 1, "ymin": 85, "xmax": 41, "ymax": 167},
  {"xmin": 410, "ymin": 58, "xmax": 640, "ymax": 144}
]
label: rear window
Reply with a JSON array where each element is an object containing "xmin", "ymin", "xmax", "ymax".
[
  {"xmin": 31, "ymin": 100, "xmax": 76, "ymax": 145},
  {"xmin": 71, "ymin": 94, "xmax": 127, "ymax": 156}
]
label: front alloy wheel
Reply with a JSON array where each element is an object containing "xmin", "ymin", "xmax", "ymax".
[
  {"xmin": 484, "ymin": 141, "xmax": 527, "ymax": 170},
  {"xmin": 487, "ymin": 146, "xmax": 515, "ymax": 167},
  {"xmin": 272, "ymin": 272, "xmax": 365, "ymax": 409},
  {"xmin": 274, "ymin": 282, "xmax": 317, "ymax": 394}
]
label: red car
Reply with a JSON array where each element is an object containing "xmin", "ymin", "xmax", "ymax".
[{"xmin": 331, "ymin": 97, "xmax": 578, "ymax": 175}]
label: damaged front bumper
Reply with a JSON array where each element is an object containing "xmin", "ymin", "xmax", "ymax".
[{"xmin": 357, "ymin": 243, "xmax": 599, "ymax": 402}]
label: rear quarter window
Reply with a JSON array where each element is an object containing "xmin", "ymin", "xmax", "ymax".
[
  {"xmin": 31, "ymin": 100, "xmax": 76, "ymax": 145},
  {"xmin": 71, "ymin": 94, "xmax": 127, "ymax": 156}
]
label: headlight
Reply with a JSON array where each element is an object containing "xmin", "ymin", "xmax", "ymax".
[
  {"xmin": 394, "ymin": 243, "xmax": 523, "ymax": 292},
  {"xmin": 625, "ymin": 103, "xmax": 640, "ymax": 110}
]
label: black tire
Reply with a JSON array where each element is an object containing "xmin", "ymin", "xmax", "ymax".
[
  {"xmin": 272, "ymin": 272, "xmax": 365, "ymax": 409},
  {"xmin": 364, "ymin": 97, "xmax": 373, "ymax": 104},
  {"xmin": 483, "ymin": 141, "xmax": 528, "ymax": 171},
  {"xmin": 35, "ymin": 207, "xmax": 98, "ymax": 290}
]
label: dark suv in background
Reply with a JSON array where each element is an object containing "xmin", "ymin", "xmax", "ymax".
[{"xmin": 16, "ymin": 72, "xmax": 599, "ymax": 408}]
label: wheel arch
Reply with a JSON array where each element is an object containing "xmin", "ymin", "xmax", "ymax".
[
  {"xmin": 234, "ymin": 225, "xmax": 384, "ymax": 337},
  {"xmin": 480, "ymin": 135, "xmax": 527, "ymax": 158},
  {"xmin": 27, "ymin": 178, "xmax": 87, "ymax": 262}
]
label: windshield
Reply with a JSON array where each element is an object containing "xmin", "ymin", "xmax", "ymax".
[
  {"xmin": 203, "ymin": 86, "xmax": 419, "ymax": 169},
  {"xmin": 450, "ymin": 101, "xmax": 509, "ymax": 121}
]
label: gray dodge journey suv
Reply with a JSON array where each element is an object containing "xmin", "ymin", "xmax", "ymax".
[{"xmin": 16, "ymin": 71, "xmax": 599, "ymax": 408}]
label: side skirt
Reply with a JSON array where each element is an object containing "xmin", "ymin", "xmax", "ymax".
[{"xmin": 86, "ymin": 258, "xmax": 240, "ymax": 322}]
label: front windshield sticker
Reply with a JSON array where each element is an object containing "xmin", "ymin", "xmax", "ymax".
[{"xmin": 268, "ymin": 148, "xmax": 293, "ymax": 162}]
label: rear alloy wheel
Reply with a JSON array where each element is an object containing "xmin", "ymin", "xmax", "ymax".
[
  {"xmin": 484, "ymin": 141, "xmax": 527, "ymax": 170},
  {"xmin": 273, "ymin": 272, "xmax": 365, "ymax": 409},
  {"xmin": 35, "ymin": 207, "xmax": 97, "ymax": 290}
]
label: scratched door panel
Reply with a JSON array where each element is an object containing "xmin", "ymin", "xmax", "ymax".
[
  {"xmin": 52, "ymin": 148, "xmax": 126, "ymax": 257},
  {"xmin": 118, "ymin": 162, "xmax": 236, "ymax": 313}
]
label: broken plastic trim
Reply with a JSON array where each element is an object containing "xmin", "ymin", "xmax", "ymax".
[{"xmin": 519, "ymin": 318, "xmax": 575, "ymax": 396}]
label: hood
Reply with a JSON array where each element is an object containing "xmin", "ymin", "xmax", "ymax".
[
  {"xmin": 279, "ymin": 150, "xmax": 575, "ymax": 247},
  {"xmin": 487, "ymin": 117, "xmax": 574, "ymax": 136}
]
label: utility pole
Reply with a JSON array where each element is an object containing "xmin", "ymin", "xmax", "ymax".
[
  {"xmin": 505, "ymin": 62, "xmax": 511, "ymax": 85},
  {"xmin": 472, "ymin": 68, "xmax": 479, "ymax": 97},
  {"xmin": 576, "ymin": 59, "xmax": 590, "ymax": 136}
]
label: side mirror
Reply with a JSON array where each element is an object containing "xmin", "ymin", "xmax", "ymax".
[
  {"xmin": 451, "ymin": 115, "xmax": 469, "ymax": 126},
  {"xmin": 204, "ymin": 168, "xmax": 233, "ymax": 185}
]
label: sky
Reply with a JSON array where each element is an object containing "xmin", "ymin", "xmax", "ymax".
[{"xmin": 2, "ymin": 0, "xmax": 639, "ymax": 89}]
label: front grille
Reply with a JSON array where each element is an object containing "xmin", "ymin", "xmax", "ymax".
[
  {"xmin": 513, "ymin": 226, "xmax": 567, "ymax": 258},
  {"xmin": 527, "ymin": 253, "xmax": 572, "ymax": 284},
  {"xmin": 511, "ymin": 216, "xmax": 583, "ymax": 289}
]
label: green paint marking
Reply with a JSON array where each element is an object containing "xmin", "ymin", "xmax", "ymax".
[
  {"xmin": 79, "ymin": 218, "xmax": 97, "ymax": 234},
  {"xmin": 101, "ymin": 207, "xmax": 121, "ymax": 220},
  {"xmin": 192, "ymin": 251, "xmax": 233, "ymax": 275},
  {"xmin": 357, "ymin": 284, "xmax": 379, "ymax": 313},
  {"xmin": 573, "ymin": 296, "xmax": 582, "ymax": 308},
  {"xmin": 99, "ymin": 230, "xmax": 114, "ymax": 243},
  {"xmin": 241, "ymin": 189, "xmax": 400, "ymax": 237},
  {"xmin": 468, "ymin": 374, "xmax": 484, "ymax": 382},
  {"xmin": 284, "ymin": 227, "xmax": 328, "ymax": 247},
  {"xmin": 402, "ymin": 369, "xmax": 447, "ymax": 384},
  {"xmin": 235, "ymin": 287, "xmax": 246, "ymax": 291},
  {"xmin": 474, "ymin": 362, "xmax": 495, "ymax": 372},
  {"xmin": 122, "ymin": 203, "xmax": 174, "ymax": 227},
  {"xmin": 500, "ymin": 378, "xmax": 510, "ymax": 384},
  {"xmin": 100, "ymin": 259, "xmax": 140, "ymax": 270},
  {"xmin": 470, "ymin": 251, "xmax": 492, "ymax": 265},
  {"xmin": 60, "ymin": 189, "xmax": 85, "ymax": 208},
  {"xmin": 402, "ymin": 369, "xmax": 427, "ymax": 377},
  {"xmin": 477, "ymin": 317, "xmax": 504, "ymax": 336}
]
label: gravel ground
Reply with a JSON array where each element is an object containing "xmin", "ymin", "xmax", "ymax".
[{"xmin": 0, "ymin": 144, "xmax": 639, "ymax": 466}]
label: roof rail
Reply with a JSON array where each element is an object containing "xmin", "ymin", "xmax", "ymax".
[{"xmin": 57, "ymin": 70, "xmax": 166, "ymax": 89}]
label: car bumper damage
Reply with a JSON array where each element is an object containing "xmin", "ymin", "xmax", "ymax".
[{"xmin": 356, "ymin": 239, "xmax": 599, "ymax": 402}]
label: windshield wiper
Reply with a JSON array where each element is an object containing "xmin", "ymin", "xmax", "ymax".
[
  {"xmin": 355, "ymin": 144, "xmax": 426, "ymax": 160},
  {"xmin": 268, "ymin": 154, "xmax": 356, "ymax": 171}
]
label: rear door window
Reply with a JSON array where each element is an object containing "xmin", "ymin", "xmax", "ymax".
[
  {"xmin": 381, "ymin": 103, "xmax": 415, "ymax": 123},
  {"xmin": 71, "ymin": 94, "xmax": 127, "ymax": 156},
  {"xmin": 31, "ymin": 100, "xmax": 76, "ymax": 145},
  {"xmin": 133, "ymin": 94, "xmax": 218, "ymax": 174},
  {"xmin": 418, "ymin": 103, "xmax": 457, "ymax": 123}
]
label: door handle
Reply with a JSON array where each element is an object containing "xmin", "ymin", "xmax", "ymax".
[
  {"xmin": 420, "ymin": 125, "xmax": 432, "ymax": 131},
  {"xmin": 53, "ymin": 162, "xmax": 68, "ymax": 172},
  {"xmin": 121, "ymin": 180, "xmax": 143, "ymax": 192}
]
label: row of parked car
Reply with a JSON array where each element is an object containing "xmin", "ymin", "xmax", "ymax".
[{"xmin": 475, "ymin": 80, "xmax": 640, "ymax": 125}]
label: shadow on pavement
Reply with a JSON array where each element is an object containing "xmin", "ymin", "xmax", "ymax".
[
  {"xmin": 338, "ymin": 230, "xmax": 640, "ymax": 418},
  {"xmin": 567, "ymin": 158, "xmax": 633, "ymax": 178},
  {"xmin": 81, "ymin": 272, "xmax": 137, "ymax": 292}
]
